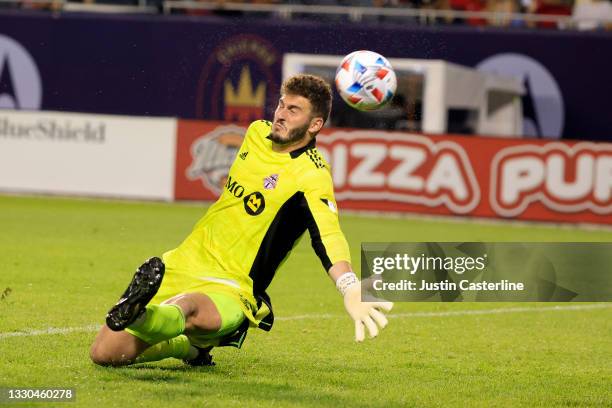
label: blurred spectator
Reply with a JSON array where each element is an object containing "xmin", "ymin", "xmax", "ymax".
[
  {"xmin": 450, "ymin": 0, "xmax": 487, "ymax": 25},
  {"xmin": 0, "ymin": 0, "xmax": 19, "ymax": 9},
  {"xmin": 11, "ymin": 0, "xmax": 608, "ymax": 32},
  {"xmin": 175, "ymin": 0, "xmax": 276, "ymax": 17},
  {"xmin": 572, "ymin": 0, "xmax": 612, "ymax": 30},
  {"xmin": 282, "ymin": 0, "xmax": 344, "ymax": 21},
  {"xmin": 19, "ymin": 0, "xmax": 64, "ymax": 11},
  {"xmin": 417, "ymin": 0, "xmax": 458, "ymax": 25},
  {"xmin": 527, "ymin": 0, "xmax": 573, "ymax": 28},
  {"xmin": 486, "ymin": 0, "xmax": 521, "ymax": 26}
]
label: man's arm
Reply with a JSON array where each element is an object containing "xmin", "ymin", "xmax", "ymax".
[
  {"xmin": 301, "ymin": 168, "xmax": 393, "ymax": 342},
  {"xmin": 327, "ymin": 260, "xmax": 352, "ymax": 281},
  {"xmin": 328, "ymin": 261, "xmax": 393, "ymax": 342}
]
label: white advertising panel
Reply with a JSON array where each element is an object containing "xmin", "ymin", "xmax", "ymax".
[{"xmin": 0, "ymin": 110, "xmax": 177, "ymax": 200}]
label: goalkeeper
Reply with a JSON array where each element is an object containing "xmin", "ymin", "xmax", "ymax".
[{"xmin": 89, "ymin": 74, "xmax": 393, "ymax": 367}]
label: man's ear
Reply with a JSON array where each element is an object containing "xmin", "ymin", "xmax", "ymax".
[{"xmin": 308, "ymin": 117, "xmax": 324, "ymax": 134}]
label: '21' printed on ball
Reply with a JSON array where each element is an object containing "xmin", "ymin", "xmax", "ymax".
[{"xmin": 335, "ymin": 50, "xmax": 397, "ymax": 111}]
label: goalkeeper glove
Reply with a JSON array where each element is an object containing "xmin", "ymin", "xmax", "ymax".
[{"xmin": 336, "ymin": 272, "xmax": 393, "ymax": 342}]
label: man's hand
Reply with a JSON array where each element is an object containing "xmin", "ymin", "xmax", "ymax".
[{"xmin": 336, "ymin": 272, "xmax": 393, "ymax": 342}]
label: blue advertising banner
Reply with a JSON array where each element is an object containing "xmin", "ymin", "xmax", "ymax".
[{"xmin": 0, "ymin": 11, "xmax": 610, "ymax": 141}]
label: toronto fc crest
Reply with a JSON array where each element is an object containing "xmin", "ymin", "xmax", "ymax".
[{"xmin": 263, "ymin": 174, "xmax": 279, "ymax": 190}]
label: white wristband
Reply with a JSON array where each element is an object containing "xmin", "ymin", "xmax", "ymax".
[{"xmin": 336, "ymin": 272, "xmax": 359, "ymax": 297}]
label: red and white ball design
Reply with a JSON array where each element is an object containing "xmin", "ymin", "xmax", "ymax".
[{"xmin": 335, "ymin": 50, "xmax": 397, "ymax": 111}]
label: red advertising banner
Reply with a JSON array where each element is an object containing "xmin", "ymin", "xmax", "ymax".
[
  {"xmin": 175, "ymin": 120, "xmax": 245, "ymax": 201},
  {"xmin": 175, "ymin": 120, "xmax": 612, "ymax": 225}
]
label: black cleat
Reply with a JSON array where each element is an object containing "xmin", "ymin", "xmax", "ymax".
[
  {"xmin": 184, "ymin": 346, "xmax": 215, "ymax": 367},
  {"xmin": 105, "ymin": 257, "xmax": 165, "ymax": 331}
]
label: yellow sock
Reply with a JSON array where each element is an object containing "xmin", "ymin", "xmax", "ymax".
[
  {"xmin": 135, "ymin": 335, "xmax": 194, "ymax": 364},
  {"xmin": 126, "ymin": 304, "xmax": 185, "ymax": 345}
]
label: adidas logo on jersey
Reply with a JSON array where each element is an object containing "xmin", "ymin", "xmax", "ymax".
[{"xmin": 239, "ymin": 151, "xmax": 249, "ymax": 160}]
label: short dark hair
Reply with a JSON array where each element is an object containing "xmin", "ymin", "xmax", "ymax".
[{"xmin": 281, "ymin": 74, "xmax": 332, "ymax": 123}]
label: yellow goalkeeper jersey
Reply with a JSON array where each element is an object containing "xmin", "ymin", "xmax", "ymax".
[{"xmin": 164, "ymin": 119, "xmax": 351, "ymax": 322}]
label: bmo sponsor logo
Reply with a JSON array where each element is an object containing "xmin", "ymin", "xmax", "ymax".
[
  {"xmin": 491, "ymin": 143, "xmax": 612, "ymax": 217},
  {"xmin": 318, "ymin": 131, "xmax": 480, "ymax": 214}
]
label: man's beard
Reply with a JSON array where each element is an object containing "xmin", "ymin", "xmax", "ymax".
[{"xmin": 268, "ymin": 122, "xmax": 310, "ymax": 146}]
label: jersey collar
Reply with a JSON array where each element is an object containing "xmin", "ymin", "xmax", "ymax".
[
  {"xmin": 289, "ymin": 137, "xmax": 316, "ymax": 159},
  {"xmin": 265, "ymin": 135, "xmax": 317, "ymax": 159}
]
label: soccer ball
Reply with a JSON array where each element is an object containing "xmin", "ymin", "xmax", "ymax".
[{"xmin": 335, "ymin": 50, "xmax": 397, "ymax": 111}]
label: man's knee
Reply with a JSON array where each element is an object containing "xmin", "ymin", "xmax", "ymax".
[
  {"xmin": 90, "ymin": 340, "xmax": 136, "ymax": 366},
  {"xmin": 89, "ymin": 326, "xmax": 148, "ymax": 366},
  {"xmin": 89, "ymin": 343, "xmax": 113, "ymax": 366}
]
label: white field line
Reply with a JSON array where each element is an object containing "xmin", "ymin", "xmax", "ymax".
[
  {"xmin": 342, "ymin": 208, "xmax": 612, "ymax": 232},
  {"xmin": 1, "ymin": 304, "xmax": 610, "ymax": 341},
  {"xmin": 277, "ymin": 303, "xmax": 612, "ymax": 321},
  {"xmin": 0, "ymin": 324, "xmax": 101, "ymax": 340}
]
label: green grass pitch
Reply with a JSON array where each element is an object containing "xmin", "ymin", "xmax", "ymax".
[{"xmin": 0, "ymin": 195, "xmax": 610, "ymax": 407}]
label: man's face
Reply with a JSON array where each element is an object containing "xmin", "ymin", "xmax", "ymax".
[{"xmin": 268, "ymin": 94, "xmax": 316, "ymax": 146}]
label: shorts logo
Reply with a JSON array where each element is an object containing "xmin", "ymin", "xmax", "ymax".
[
  {"xmin": 239, "ymin": 294, "xmax": 251, "ymax": 311},
  {"xmin": 0, "ymin": 35, "xmax": 42, "ymax": 110},
  {"xmin": 244, "ymin": 191, "xmax": 265, "ymax": 216},
  {"xmin": 263, "ymin": 174, "xmax": 279, "ymax": 190}
]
